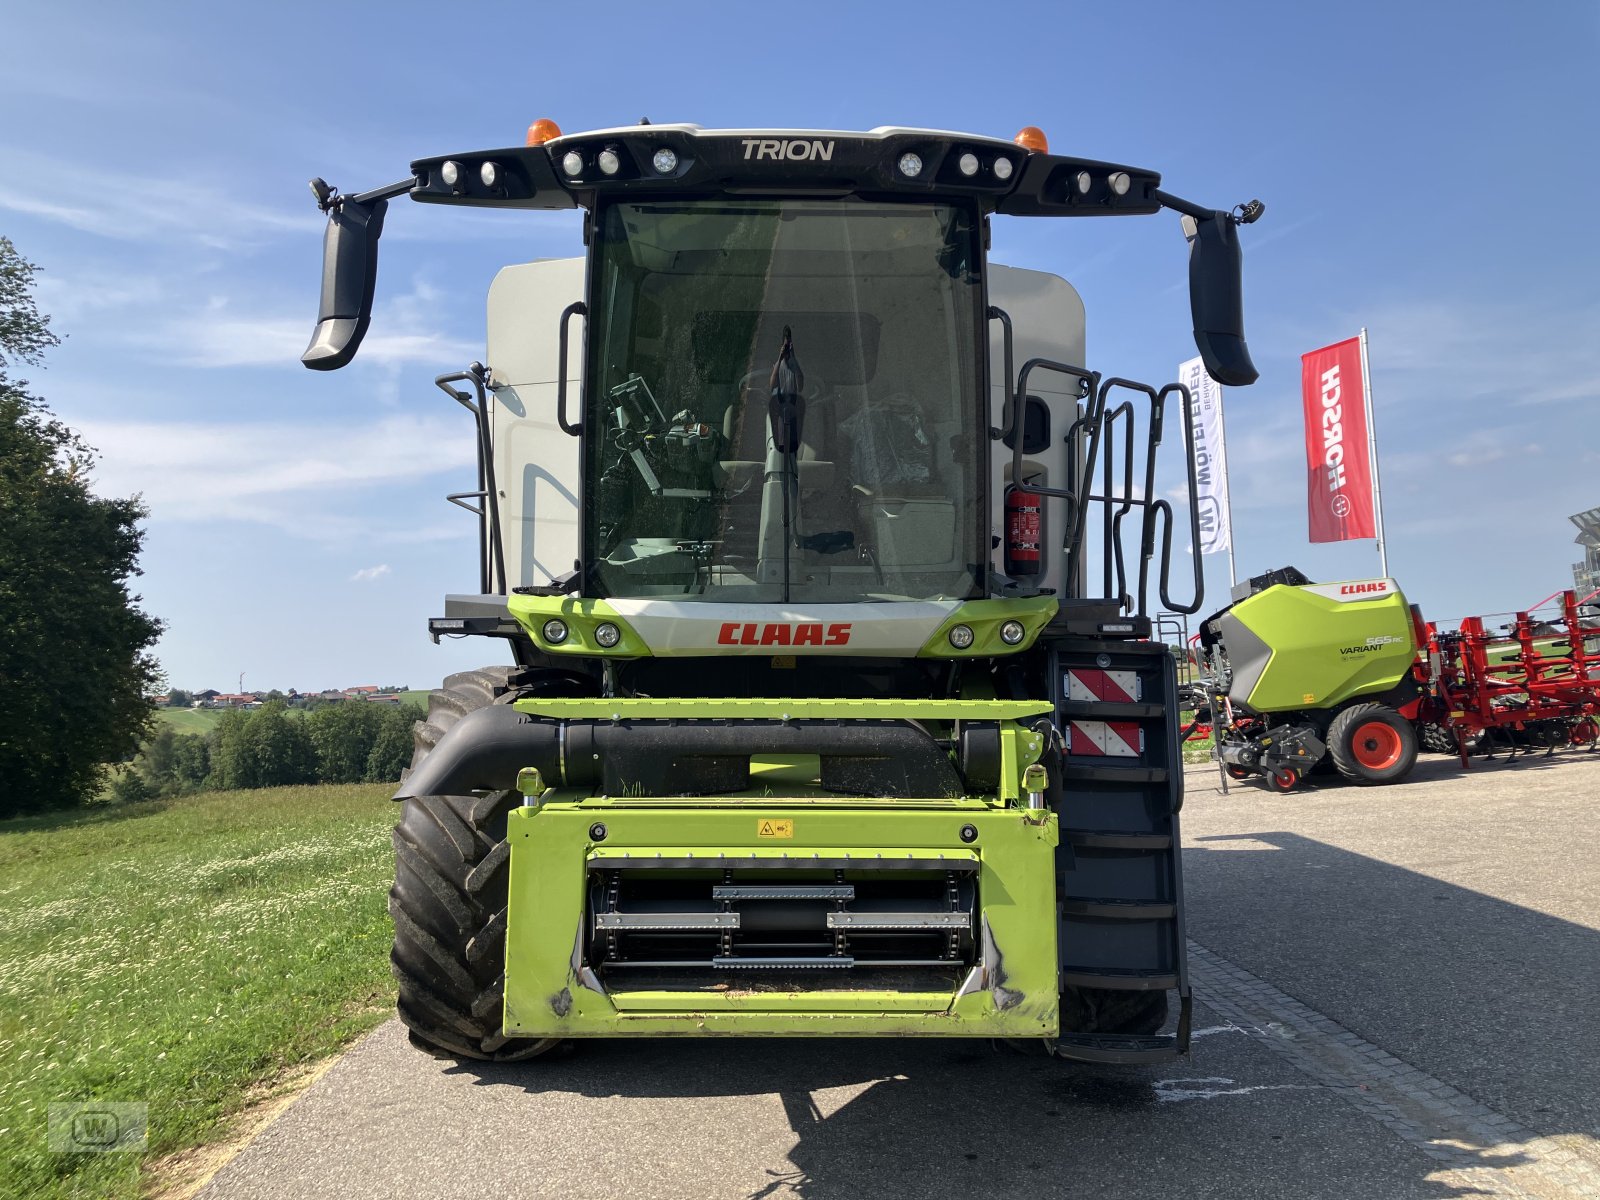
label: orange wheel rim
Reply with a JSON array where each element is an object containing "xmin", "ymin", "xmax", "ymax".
[{"xmin": 1352, "ymin": 721, "xmax": 1403, "ymax": 770}]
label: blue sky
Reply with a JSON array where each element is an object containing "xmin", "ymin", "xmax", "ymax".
[{"xmin": 3, "ymin": 2, "xmax": 1596, "ymax": 691}]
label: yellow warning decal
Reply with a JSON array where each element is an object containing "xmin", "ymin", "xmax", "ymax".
[
  {"xmin": 757, "ymin": 819, "xmax": 794, "ymax": 839},
  {"xmin": 1302, "ymin": 692, "xmax": 1316, "ymax": 704}
]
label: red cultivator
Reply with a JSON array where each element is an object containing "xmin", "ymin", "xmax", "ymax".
[{"xmin": 1419, "ymin": 590, "xmax": 1600, "ymax": 763}]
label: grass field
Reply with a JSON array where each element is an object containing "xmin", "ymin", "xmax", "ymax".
[
  {"xmin": 154, "ymin": 691, "xmax": 428, "ymax": 735},
  {"xmin": 0, "ymin": 784, "xmax": 398, "ymax": 1199}
]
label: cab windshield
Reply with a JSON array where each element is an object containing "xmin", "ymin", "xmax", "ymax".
[{"xmin": 586, "ymin": 198, "xmax": 984, "ymax": 603}]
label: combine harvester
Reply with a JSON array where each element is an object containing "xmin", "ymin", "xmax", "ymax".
[
  {"xmin": 1193, "ymin": 569, "xmax": 1599, "ymax": 791},
  {"xmin": 299, "ymin": 117, "xmax": 1266, "ymax": 1064}
]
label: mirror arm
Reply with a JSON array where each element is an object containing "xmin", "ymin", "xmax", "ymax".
[
  {"xmin": 349, "ymin": 176, "xmax": 419, "ymax": 206},
  {"xmin": 1150, "ymin": 188, "xmax": 1213, "ymax": 221}
]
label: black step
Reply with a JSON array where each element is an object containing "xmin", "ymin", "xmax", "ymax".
[
  {"xmin": 1059, "ymin": 762, "xmax": 1169, "ymax": 784},
  {"xmin": 1053, "ymin": 1032, "xmax": 1184, "ymax": 1065},
  {"xmin": 1060, "ymin": 967, "xmax": 1179, "ymax": 991},
  {"xmin": 1063, "ymin": 830, "xmax": 1172, "ymax": 850},
  {"xmin": 1060, "ymin": 898, "xmax": 1176, "ymax": 920},
  {"xmin": 1057, "ymin": 700, "xmax": 1165, "ymax": 720}
]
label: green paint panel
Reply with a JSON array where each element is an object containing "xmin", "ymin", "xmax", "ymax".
[
  {"xmin": 506, "ymin": 594, "xmax": 649, "ymax": 657},
  {"xmin": 516, "ymin": 697, "xmax": 1053, "ymax": 720},
  {"xmin": 916, "ymin": 597, "xmax": 1059, "ymax": 658},
  {"xmin": 1229, "ymin": 584, "xmax": 1417, "ymax": 712},
  {"xmin": 503, "ymin": 804, "xmax": 1060, "ymax": 1038}
]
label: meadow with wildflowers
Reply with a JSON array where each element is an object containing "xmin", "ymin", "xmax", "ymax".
[{"xmin": 0, "ymin": 784, "xmax": 397, "ymax": 1198}]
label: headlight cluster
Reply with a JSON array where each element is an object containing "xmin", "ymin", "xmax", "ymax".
[
  {"xmin": 946, "ymin": 618, "xmax": 1030, "ymax": 651},
  {"xmin": 560, "ymin": 144, "xmax": 681, "ymax": 181},
  {"xmin": 539, "ymin": 616, "xmax": 624, "ymax": 650}
]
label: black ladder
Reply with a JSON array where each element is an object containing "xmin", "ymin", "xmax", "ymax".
[{"xmin": 1047, "ymin": 636, "xmax": 1191, "ymax": 1064}]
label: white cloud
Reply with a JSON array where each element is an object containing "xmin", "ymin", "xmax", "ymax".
[
  {"xmin": 44, "ymin": 272, "xmax": 479, "ymax": 371},
  {"xmin": 350, "ymin": 564, "xmax": 392, "ymax": 582},
  {"xmin": 0, "ymin": 148, "xmax": 308, "ymax": 249},
  {"xmin": 76, "ymin": 413, "xmax": 478, "ymax": 525}
]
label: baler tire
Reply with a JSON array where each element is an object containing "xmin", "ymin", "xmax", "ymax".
[
  {"xmin": 1328, "ymin": 703, "xmax": 1417, "ymax": 785},
  {"xmin": 391, "ymin": 667, "xmax": 562, "ymax": 1062},
  {"xmin": 1060, "ymin": 986, "xmax": 1169, "ymax": 1038}
]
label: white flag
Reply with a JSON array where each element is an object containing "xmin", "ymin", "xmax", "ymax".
[{"xmin": 1178, "ymin": 357, "xmax": 1232, "ymax": 556}]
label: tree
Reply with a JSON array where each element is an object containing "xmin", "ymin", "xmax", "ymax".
[
  {"xmin": 305, "ymin": 702, "xmax": 382, "ymax": 784},
  {"xmin": 167, "ymin": 688, "xmax": 194, "ymax": 709},
  {"xmin": 0, "ymin": 238, "xmax": 164, "ymax": 817},
  {"xmin": 130, "ymin": 726, "xmax": 210, "ymax": 796},
  {"xmin": 365, "ymin": 706, "xmax": 416, "ymax": 782},
  {"xmin": 209, "ymin": 703, "xmax": 316, "ymax": 790}
]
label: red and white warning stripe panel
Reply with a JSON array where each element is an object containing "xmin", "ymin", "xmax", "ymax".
[
  {"xmin": 1065, "ymin": 668, "xmax": 1141, "ymax": 703},
  {"xmin": 1068, "ymin": 719, "xmax": 1144, "ymax": 758}
]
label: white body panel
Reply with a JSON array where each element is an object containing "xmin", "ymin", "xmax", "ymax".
[
  {"xmin": 987, "ymin": 264, "xmax": 1086, "ymax": 600},
  {"xmin": 606, "ymin": 599, "xmax": 959, "ymax": 656},
  {"xmin": 485, "ymin": 258, "xmax": 1085, "ymax": 599},
  {"xmin": 486, "ymin": 258, "xmax": 585, "ymax": 589}
]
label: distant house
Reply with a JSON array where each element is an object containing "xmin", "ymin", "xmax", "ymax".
[
  {"xmin": 212, "ymin": 693, "xmax": 257, "ymax": 708},
  {"xmin": 344, "ymin": 685, "xmax": 380, "ymax": 696},
  {"xmin": 153, "ymin": 694, "xmax": 172, "ymax": 707},
  {"xmin": 195, "ymin": 689, "xmax": 221, "ymax": 706},
  {"xmin": 317, "ymin": 690, "xmax": 347, "ymax": 702},
  {"xmin": 364, "ymin": 693, "xmax": 403, "ymax": 705}
]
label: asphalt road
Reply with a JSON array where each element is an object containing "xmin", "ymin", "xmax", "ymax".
[{"xmin": 202, "ymin": 749, "xmax": 1600, "ymax": 1200}]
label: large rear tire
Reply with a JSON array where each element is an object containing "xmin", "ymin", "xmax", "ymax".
[
  {"xmin": 1328, "ymin": 702, "xmax": 1418, "ymax": 785},
  {"xmin": 389, "ymin": 668, "xmax": 561, "ymax": 1062}
]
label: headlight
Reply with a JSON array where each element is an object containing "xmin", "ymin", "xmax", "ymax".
[
  {"xmin": 542, "ymin": 619, "xmax": 569, "ymax": 645},
  {"xmin": 897, "ymin": 152, "xmax": 923, "ymax": 179},
  {"xmin": 652, "ymin": 147, "xmax": 678, "ymax": 174},
  {"xmin": 597, "ymin": 147, "xmax": 621, "ymax": 176},
  {"xmin": 948, "ymin": 624, "xmax": 975, "ymax": 650},
  {"xmin": 957, "ymin": 152, "xmax": 979, "ymax": 177},
  {"xmin": 594, "ymin": 622, "xmax": 622, "ymax": 648},
  {"xmin": 479, "ymin": 161, "xmax": 499, "ymax": 188},
  {"xmin": 999, "ymin": 620, "xmax": 1026, "ymax": 646},
  {"xmin": 561, "ymin": 150, "xmax": 584, "ymax": 177},
  {"xmin": 439, "ymin": 160, "xmax": 461, "ymax": 187},
  {"xmin": 1109, "ymin": 171, "xmax": 1131, "ymax": 196},
  {"xmin": 1075, "ymin": 170, "xmax": 1092, "ymax": 195},
  {"xmin": 992, "ymin": 156, "xmax": 1014, "ymax": 182}
]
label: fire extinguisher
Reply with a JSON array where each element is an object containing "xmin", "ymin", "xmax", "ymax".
[{"xmin": 1004, "ymin": 485, "xmax": 1043, "ymax": 577}]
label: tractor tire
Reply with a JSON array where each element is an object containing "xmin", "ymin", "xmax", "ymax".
[
  {"xmin": 1060, "ymin": 986, "xmax": 1169, "ymax": 1037},
  {"xmin": 1328, "ymin": 703, "xmax": 1418, "ymax": 785},
  {"xmin": 390, "ymin": 668, "xmax": 562, "ymax": 1062}
]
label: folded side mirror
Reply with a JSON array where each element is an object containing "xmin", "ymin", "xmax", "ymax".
[
  {"xmin": 1185, "ymin": 211, "xmax": 1258, "ymax": 387},
  {"xmin": 301, "ymin": 194, "xmax": 387, "ymax": 370}
]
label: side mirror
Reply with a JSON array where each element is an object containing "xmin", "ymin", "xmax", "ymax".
[
  {"xmin": 1184, "ymin": 211, "xmax": 1258, "ymax": 387},
  {"xmin": 301, "ymin": 192, "xmax": 387, "ymax": 371}
]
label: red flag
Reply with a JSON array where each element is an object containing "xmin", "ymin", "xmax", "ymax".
[{"xmin": 1301, "ymin": 337, "xmax": 1375, "ymax": 542}]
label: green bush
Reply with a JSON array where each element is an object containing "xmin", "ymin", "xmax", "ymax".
[
  {"xmin": 209, "ymin": 701, "xmax": 316, "ymax": 790},
  {"xmin": 123, "ymin": 700, "xmax": 416, "ymax": 800}
]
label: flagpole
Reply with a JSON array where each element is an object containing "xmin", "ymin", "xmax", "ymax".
[
  {"xmin": 1218, "ymin": 389, "xmax": 1237, "ymax": 589},
  {"xmin": 1358, "ymin": 327, "xmax": 1388, "ymax": 578}
]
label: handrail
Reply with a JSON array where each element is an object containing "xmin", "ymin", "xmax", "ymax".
[{"xmin": 557, "ymin": 301, "xmax": 586, "ymax": 436}]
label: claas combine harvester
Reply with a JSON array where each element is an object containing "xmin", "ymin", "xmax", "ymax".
[
  {"xmin": 301, "ymin": 118, "xmax": 1265, "ymax": 1063},
  {"xmin": 1193, "ymin": 568, "xmax": 1599, "ymax": 792}
]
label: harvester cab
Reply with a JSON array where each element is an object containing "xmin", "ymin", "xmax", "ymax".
[{"xmin": 302, "ymin": 121, "xmax": 1263, "ymax": 1064}]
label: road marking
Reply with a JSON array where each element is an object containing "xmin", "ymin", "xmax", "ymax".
[
  {"xmin": 1189, "ymin": 940, "xmax": 1600, "ymax": 1198},
  {"xmin": 1153, "ymin": 1076, "xmax": 1319, "ymax": 1103}
]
